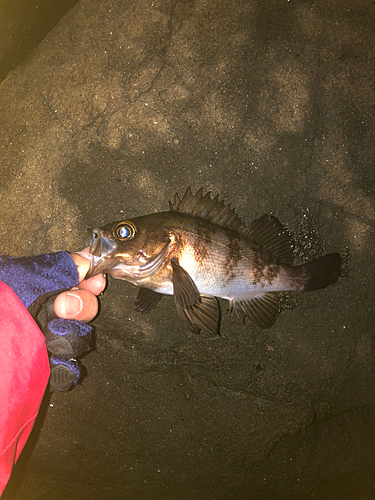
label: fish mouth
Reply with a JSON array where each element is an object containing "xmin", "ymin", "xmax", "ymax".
[
  {"xmin": 86, "ymin": 254, "xmax": 111, "ymax": 278},
  {"xmin": 86, "ymin": 228, "xmax": 117, "ymax": 278}
]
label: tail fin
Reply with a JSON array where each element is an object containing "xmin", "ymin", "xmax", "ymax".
[{"xmin": 301, "ymin": 253, "xmax": 341, "ymax": 292}]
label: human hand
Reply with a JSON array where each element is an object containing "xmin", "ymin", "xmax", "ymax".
[
  {"xmin": 0, "ymin": 249, "xmax": 105, "ymax": 391},
  {"xmin": 53, "ymin": 248, "xmax": 106, "ymax": 322},
  {"xmin": 43, "ymin": 248, "xmax": 106, "ymax": 391}
]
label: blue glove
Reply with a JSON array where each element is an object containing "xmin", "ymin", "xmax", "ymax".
[{"xmin": 0, "ymin": 252, "xmax": 94, "ymax": 392}]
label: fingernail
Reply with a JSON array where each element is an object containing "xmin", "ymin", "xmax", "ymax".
[{"xmin": 66, "ymin": 293, "xmax": 83, "ymax": 317}]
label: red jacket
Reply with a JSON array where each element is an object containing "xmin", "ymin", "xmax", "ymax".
[{"xmin": 0, "ymin": 281, "xmax": 50, "ymax": 494}]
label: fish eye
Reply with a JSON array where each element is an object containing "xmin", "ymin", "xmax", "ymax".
[{"xmin": 115, "ymin": 221, "xmax": 136, "ymax": 240}]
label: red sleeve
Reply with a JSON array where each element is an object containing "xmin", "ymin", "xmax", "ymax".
[{"xmin": 0, "ymin": 281, "xmax": 50, "ymax": 494}]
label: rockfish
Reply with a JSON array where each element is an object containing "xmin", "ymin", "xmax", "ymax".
[{"xmin": 87, "ymin": 188, "xmax": 341, "ymax": 335}]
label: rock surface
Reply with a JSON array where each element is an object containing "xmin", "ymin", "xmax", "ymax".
[{"xmin": 1, "ymin": 0, "xmax": 374, "ymax": 498}]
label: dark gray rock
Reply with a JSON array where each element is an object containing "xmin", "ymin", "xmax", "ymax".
[{"xmin": 1, "ymin": 0, "xmax": 374, "ymax": 498}]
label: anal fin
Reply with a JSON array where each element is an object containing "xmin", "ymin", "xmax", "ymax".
[{"xmin": 230, "ymin": 293, "xmax": 279, "ymax": 329}]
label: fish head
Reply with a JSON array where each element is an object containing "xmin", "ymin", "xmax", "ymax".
[{"xmin": 86, "ymin": 215, "xmax": 171, "ymax": 282}]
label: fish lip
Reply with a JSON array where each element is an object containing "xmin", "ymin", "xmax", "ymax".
[
  {"xmin": 86, "ymin": 228, "xmax": 117, "ymax": 278},
  {"xmin": 87, "ymin": 228, "xmax": 115, "ymax": 256},
  {"xmin": 86, "ymin": 254, "xmax": 109, "ymax": 278}
]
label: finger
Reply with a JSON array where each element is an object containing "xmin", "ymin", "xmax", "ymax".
[
  {"xmin": 54, "ymin": 289, "xmax": 99, "ymax": 322},
  {"xmin": 78, "ymin": 274, "xmax": 107, "ymax": 295},
  {"xmin": 71, "ymin": 250, "xmax": 106, "ymax": 292},
  {"xmin": 73, "ymin": 247, "xmax": 91, "ymax": 260},
  {"xmin": 71, "ymin": 252, "xmax": 91, "ymax": 282}
]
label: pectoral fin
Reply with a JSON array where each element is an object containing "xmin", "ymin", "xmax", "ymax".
[
  {"xmin": 134, "ymin": 288, "xmax": 163, "ymax": 313},
  {"xmin": 176, "ymin": 295, "xmax": 220, "ymax": 335},
  {"xmin": 230, "ymin": 293, "xmax": 279, "ymax": 329},
  {"xmin": 171, "ymin": 258, "xmax": 200, "ymax": 309},
  {"xmin": 175, "ymin": 304, "xmax": 201, "ymax": 334}
]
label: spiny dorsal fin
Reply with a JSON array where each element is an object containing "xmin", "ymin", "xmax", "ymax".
[
  {"xmin": 169, "ymin": 187, "xmax": 243, "ymax": 231},
  {"xmin": 241, "ymin": 214, "xmax": 294, "ymax": 265}
]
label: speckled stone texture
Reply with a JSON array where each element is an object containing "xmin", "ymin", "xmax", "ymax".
[{"xmin": 1, "ymin": 0, "xmax": 374, "ymax": 499}]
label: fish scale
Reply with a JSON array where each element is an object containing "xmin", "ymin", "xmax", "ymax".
[{"xmin": 170, "ymin": 227, "xmax": 299, "ymax": 299}]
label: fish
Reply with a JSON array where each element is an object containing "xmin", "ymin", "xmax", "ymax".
[{"xmin": 87, "ymin": 188, "xmax": 341, "ymax": 335}]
